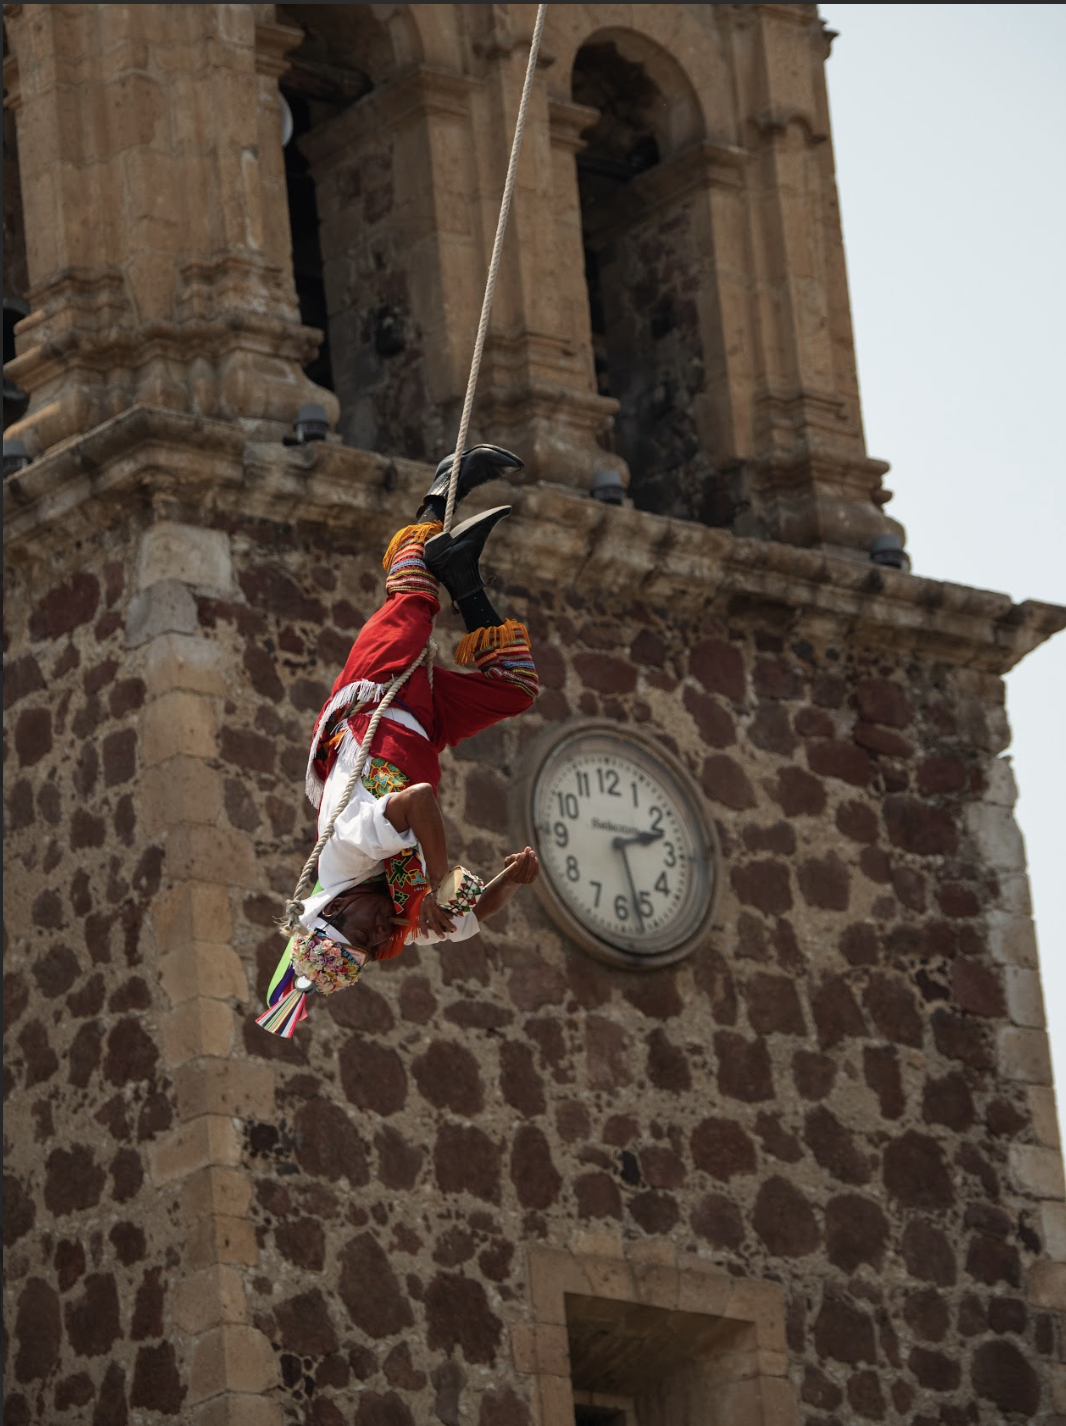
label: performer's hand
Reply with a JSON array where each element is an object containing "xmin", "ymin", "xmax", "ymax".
[
  {"xmin": 420, "ymin": 889, "xmax": 456, "ymax": 938},
  {"xmin": 503, "ymin": 847, "xmax": 540, "ymax": 884}
]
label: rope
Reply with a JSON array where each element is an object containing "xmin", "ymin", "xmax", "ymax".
[
  {"xmin": 444, "ymin": 3, "xmax": 547, "ymax": 533},
  {"xmin": 280, "ymin": 7, "xmax": 546, "ymax": 935}
]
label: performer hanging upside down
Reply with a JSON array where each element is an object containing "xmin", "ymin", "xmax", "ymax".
[{"xmin": 258, "ymin": 446, "xmax": 541, "ymax": 1037}]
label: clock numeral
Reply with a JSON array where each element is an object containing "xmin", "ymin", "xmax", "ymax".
[
  {"xmin": 589, "ymin": 880, "xmax": 602, "ymax": 908},
  {"xmin": 613, "ymin": 894, "xmax": 630, "ymax": 922},
  {"xmin": 576, "ymin": 771, "xmax": 590, "ymax": 798},
  {"xmin": 565, "ymin": 855, "xmax": 581, "ymax": 882},
  {"xmin": 556, "ymin": 792, "xmax": 579, "ymax": 820},
  {"xmin": 649, "ymin": 805, "xmax": 663, "ymax": 832},
  {"xmin": 655, "ymin": 871, "xmax": 670, "ymax": 896},
  {"xmin": 597, "ymin": 767, "xmax": 621, "ymax": 797},
  {"xmin": 553, "ymin": 821, "xmax": 569, "ymax": 849},
  {"xmin": 637, "ymin": 891, "xmax": 653, "ymax": 919},
  {"xmin": 663, "ymin": 841, "xmax": 677, "ymax": 868},
  {"xmin": 630, "ymin": 781, "xmax": 639, "ymax": 807}
]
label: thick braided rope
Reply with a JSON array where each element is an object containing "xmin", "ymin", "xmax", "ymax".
[
  {"xmin": 443, "ymin": 3, "xmax": 547, "ymax": 533},
  {"xmin": 281, "ymin": 9, "xmax": 545, "ymax": 934}
]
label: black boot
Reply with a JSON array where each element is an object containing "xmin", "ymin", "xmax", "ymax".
[
  {"xmin": 416, "ymin": 445, "xmax": 522, "ymax": 523},
  {"xmin": 424, "ymin": 505, "xmax": 511, "ymax": 631}
]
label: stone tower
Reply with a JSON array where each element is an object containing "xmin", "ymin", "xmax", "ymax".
[{"xmin": 3, "ymin": 5, "xmax": 1064, "ymax": 1424}]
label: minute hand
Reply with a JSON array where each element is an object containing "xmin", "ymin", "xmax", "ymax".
[{"xmin": 612, "ymin": 837, "xmax": 646, "ymax": 932}]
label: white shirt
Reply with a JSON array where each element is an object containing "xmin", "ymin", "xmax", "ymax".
[{"xmin": 299, "ymin": 749, "xmax": 479, "ymax": 947}]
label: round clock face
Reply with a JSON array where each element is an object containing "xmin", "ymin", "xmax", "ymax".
[{"xmin": 518, "ymin": 723, "xmax": 719, "ymax": 969}]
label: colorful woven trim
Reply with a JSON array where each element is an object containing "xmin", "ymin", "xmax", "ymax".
[
  {"xmin": 455, "ymin": 619, "xmax": 539, "ymax": 701},
  {"xmin": 351, "ymin": 755, "xmax": 428, "ymax": 963},
  {"xmin": 383, "ymin": 521, "xmax": 442, "ymax": 599},
  {"xmin": 306, "ymin": 678, "xmax": 387, "ymax": 807}
]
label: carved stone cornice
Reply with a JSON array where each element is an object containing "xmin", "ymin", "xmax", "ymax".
[
  {"xmin": 582, "ymin": 138, "xmax": 750, "ymax": 243},
  {"xmin": 547, "ymin": 98, "xmax": 597, "ymax": 154},
  {"xmin": 300, "ymin": 65, "xmax": 477, "ymax": 173},
  {"xmin": 254, "ymin": 20, "xmax": 305, "ymax": 79},
  {"xmin": 5, "ymin": 406, "xmax": 1062, "ymax": 676}
]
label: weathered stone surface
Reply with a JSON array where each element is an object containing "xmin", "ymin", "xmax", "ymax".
[
  {"xmin": 65, "ymin": 1274, "xmax": 121, "ymax": 1356},
  {"xmin": 690, "ymin": 1192, "xmax": 745, "ymax": 1248},
  {"xmin": 811, "ymin": 976, "xmax": 866, "ymax": 1049},
  {"xmin": 901, "ymin": 1219, "xmax": 957, "ymax": 1285},
  {"xmin": 752, "ymin": 1177, "xmax": 820, "ymax": 1256},
  {"xmin": 922, "ymin": 1071, "xmax": 974, "ymax": 1131},
  {"xmin": 689, "ymin": 639, "xmax": 744, "ymax": 701},
  {"xmin": 730, "ymin": 859, "xmax": 792, "ymax": 915},
  {"xmin": 683, "ymin": 687, "xmax": 735, "ymax": 747},
  {"xmin": 807, "ymin": 739, "xmax": 872, "ymax": 786},
  {"xmin": 293, "ymin": 1098, "xmax": 369, "ymax": 1186},
  {"xmin": 747, "ymin": 973, "xmax": 806, "ymax": 1035},
  {"xmin": 814, "ymin": 1291, "xmax": 876, "ymax": 1365},
  {"xmin": 574, "ymin": 1172, "xmax": 622, "ymax": 1221},
  {"xmin": 825, "ymin": 1194, "xmax": 889, "ymax": 1272},
  {"xmin": 798, "ymin": 851, "xmax": 850, "ymax": 910},
  {"xmin": 645, "ymin": 1027, "xmax": 692, "ymax": 1092},
  {"xmin": 14, "ymin": 1278, "xmax": 61, "ymax": 1382},
  {"xmin": 413, "ymin": 1040, "xmax": 484, "ymax": 1116},
  {"xmin": 804, "ymin": 1106, "xmax": 870, "ymax": 1185},
  {"xmin": 971, "ymin": 1340, "xmax": 1040, "ymax": 1416},
  {"xmin": 863, "ymin": 974, "xmax": 923, "ymax": 1046},
  {"xmin": 586, "ymin": 1017, "xmax": 632, "ymax": 1090},
  {"xmin": 775, "ymin": 766, "xmax": 826, "ymax": 816},
  {"xmin": 433, "ymin": 1123, "xmax": 501, "ymax": 1203},
  {"xmin": 499, "ymin": 1041, "xmax": 546, "ymax": 1117},
  {"xmin": 425, "ymin": 1273, "xmax": 501, "ymax": 1364},
  {"xmin": 44, "ymin": 1145, "xmax": 106, "ymax": 1215},
  {"xmin": 793, "ymin": 1050, "xmax": 836, "ymax": 1101},
  {"xmin": 510, "ymin": 1125, "xmax": 561, "ymax": 1210},
  {"xmin": 338, "ymin": 1234, "xmax": 414, "ymax": 1339},
  {"xmin": 690, "ymin": 1117, "xmax": 756, "ymax": 1180},
  {"xmin": 129, "ymin": 1341, "xmax": 185, "ymax": 1414},
  {"xmin": 715, "ymin": 1031, "xmax": 774, "ymax": 1102},
  {"xmin": 883, "ymin": 796, "xmax": 958, "ymax": 856},
  {"xmin": 339, "ymin": 1034, "xmax": 408, "ymax": 1116},
  {"xmin": 275, "ymin": 1289, "xmax": 339, "ymax": 1356},
  {"xmin": 701, "ymin": 754, "xmax": 756, "ymax": 810},
  {"xmin": 883, "ymin": 1131, "xmax": 954, "ymax": 1208}
]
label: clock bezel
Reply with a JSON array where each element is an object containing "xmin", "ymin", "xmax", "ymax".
[{"xmin": 511, "ymin": 719, "xmax": 722, "ymax": 971}]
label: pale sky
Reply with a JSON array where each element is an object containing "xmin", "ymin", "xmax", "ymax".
[{"xmin": 818, "ymin": 4, "xmax": 1066, "ymax": 1138}]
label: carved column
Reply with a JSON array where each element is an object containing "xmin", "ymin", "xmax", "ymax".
[
  {"xmin": 3, "ymin": 4, "xmax": 335, "ymax": 460},
  {"xmin": 466, "ymin": 15, "xmax": 619, "ymax": 489},
  {"xmin": 719, "ymin": 3, "xmax": 902, "ymax": 555}
]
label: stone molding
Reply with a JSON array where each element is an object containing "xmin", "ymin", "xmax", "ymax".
[
  {"xmin": 4, "ymin": 405, "xmax": 1063, "ymax": 675},
  {"xmin": 299, "ymin": 63, "xmax": 477, "ymax": 174}
]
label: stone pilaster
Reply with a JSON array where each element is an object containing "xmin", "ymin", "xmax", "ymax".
[{"xmin": 136, "ymin": 514, "xmax": 281, "ymax": 1425}]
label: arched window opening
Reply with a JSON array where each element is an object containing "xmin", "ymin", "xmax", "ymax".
[
  {"xmin": 573, "ymin": 38, "xmax": 727, "ymax": 527},
  {"xmin": 3, "ymin": 91, "xmax": 30, "ymax": 432},
  {"xmin": 277, "ymin": 6, "xmax": 378, "ymax": 394}
]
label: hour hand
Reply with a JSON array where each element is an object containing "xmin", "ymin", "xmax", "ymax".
[{"xmin": 611, "ymin": 828, "xmax": 664, "ymax": 849}]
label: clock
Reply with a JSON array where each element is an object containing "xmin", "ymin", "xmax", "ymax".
[{"xmin": 513, "ymin": 721, "xmax": 720, "ymax": 970}]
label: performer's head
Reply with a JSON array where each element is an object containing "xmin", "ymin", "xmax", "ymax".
[{"xmin": 324, "ymin": 884, "xmax": 406, "ymax": 958}]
